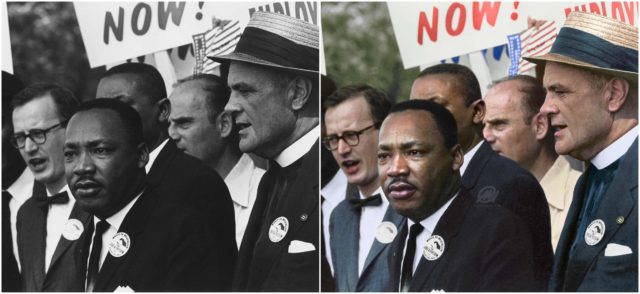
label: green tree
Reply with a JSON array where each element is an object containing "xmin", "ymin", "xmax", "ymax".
[{"xmin": 322, "ymin": 2, "xmax": 418, "ymax": 103}]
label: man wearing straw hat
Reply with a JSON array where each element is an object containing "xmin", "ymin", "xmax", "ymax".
[
  {"xmin": 525, "ymin": 12, "xmax": 638, "ymax": 291},
  {"xmin": 209, "ymin": 11, "xmax": 319, "ymax": 291}
]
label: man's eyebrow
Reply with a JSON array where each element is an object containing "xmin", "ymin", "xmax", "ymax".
[
  {"xmin": 170, "ymin": 116, "xmax": 193, "ymax": 123},
  {"xmin": 485, "ymin": 118, "xmax": 508, "ymax": 124}
]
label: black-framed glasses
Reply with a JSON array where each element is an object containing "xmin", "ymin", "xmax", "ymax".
[
  {"xmin": 322, "ymin": 124, "xmax": 376, "ymax": 151},
  {"xmin": 10, "ymin": 121, "xmax": 65, "ymax": 149}
]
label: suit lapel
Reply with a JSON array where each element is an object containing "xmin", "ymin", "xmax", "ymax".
[
  {"xmin": 361, "ymin": 205, "xmax": 404, "ymax": 277},
  {"xmin": 93, "ymin": 189, "xmax": 156, "ymax": 291},
  {"xmin": 337, "ymin": 201, "xmax": 360, "ymax": 291},
  {"xmin": 410, "ymin": 192, "xmax": 472, "ymax": 291},
  {"xmin": 47, "ymin": 204, "xmax": 92, "ymax": 277},
  {"xmin": 250, "ymin": 142, "xmax": 319, "ymax": 288},
  {"xmin": 461, "ymin": 142, "xmax": 492, "ymax": 190},
  {"xmin": 146, "ymin": 140, "xmax": 175, "ymax": 188},
  {"xmin": 388, "ymin": 220, "xmax": 408, "ymax": 292},
  {"xmin": 22, "ymin": 201, "xmax": 48, "ymax": 291},
  {"xmin": 564, "ymin": 139, "xmax": 638, "ymax": 291}
]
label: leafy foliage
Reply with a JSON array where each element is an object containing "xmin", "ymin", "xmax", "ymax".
[{"xmin": 322, "ymin": 2, "xmax": 418, "ymax": 103}]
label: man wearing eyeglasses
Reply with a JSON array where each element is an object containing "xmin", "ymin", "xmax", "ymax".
[
  {"xmin": 322, "ymin": 84, "xmax": 403, "ymax": 292},
  {"xmin": 10, "ymin": 83, "xmax": 90, "ymax": 291}
]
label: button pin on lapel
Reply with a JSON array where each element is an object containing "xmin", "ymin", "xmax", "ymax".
[
  {"xmin": 300, "ymin": 213, "xmax": 308, "ymax": 221},
  {"xmin": 269, "ymin": 216, "xmax": 289, "ymax": 243},
  {"xmin": 109, "ymin": 232, "xmax": 131, "ymax": 257},
  {"xmin": 62, "ymin": 218, "xmax": 84, "ymax": 241},
  {"xmin": 616, "ymin": 216, "xmax": 625, "ymax": 224},
  {"xmin": 423, "ymin": 235, "xmax": 445, "ymax": 261},
  {"xmin": 375, "ymin": 221, "xmax": 398, "ymax": 244},
  {"xmin": 584, "ymin": 219, "xmax": 605, "ymax": 246}
]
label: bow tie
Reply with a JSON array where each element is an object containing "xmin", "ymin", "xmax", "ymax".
[
  {"xmin": 350, "ymin": 194, "xmax": 382, "ymax": 209},
  {"xmin": 34, "ymin": 191, "xmax": 69, "ymax": 208}
]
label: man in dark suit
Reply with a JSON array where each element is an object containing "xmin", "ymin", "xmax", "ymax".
[
  {"xmin": 95, "ymin": 62, "xmax": 237, "ymax": 269},
  {"xmin": 64, "ymin": 98, "xmax": 230, "ymax": 291},
  {"xmin": 209, "ymin": 11, "xmax": 319, "ymax": 292},
  {"xmin": 525, "ymin": 12, "xmax": 638, "ymax": 291},
  {"xmin": 11, "ymin": 83, "xmax": 91, "ymax": 291},
  {"xmin": 379, "ymin": 100, "xmax": 536, "ymax": 291},
  {"xmin": 410, "ymin": 63, "xmax": 552, "ymax": 290},
  {"xmin": 323, "ymin": 84, "xmax": 403, "ymax": 291}
]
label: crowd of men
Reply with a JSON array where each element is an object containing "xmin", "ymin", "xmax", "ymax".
[
  {"xmin": 321, "ymin": 11, "xmax": 637, "ymax": 292},
  {"xmin": 2, "ymin": 11, "xmax": 319, "ymax": 292},
  {"xmin": 1, "ymin": 8, "xmax": 637, "ymax": 293}
]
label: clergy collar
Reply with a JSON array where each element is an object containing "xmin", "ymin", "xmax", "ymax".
[
  {"xmin": 591, "ymin": 126, "xmax": 637, "ymax": 169},
  {"xmin": 274, "ymin": 125, "xmax": 319, "ymax": 167}
]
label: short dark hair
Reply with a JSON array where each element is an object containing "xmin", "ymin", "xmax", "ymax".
[
  {"xmin": 12, "ymin": 83, "xmax": 79, "ymax": 123},
  {"xmin": 73, "ymin": 98, "xmax": 144, "ymax": 147},
  {"xmin": 101, "ymin": 63, "xmax": 166, "ymax": 103},
  {"xmin": 416, "ymin": 63, "xmax": 481, "ymax": 106},
  {"xmin": 491, "ymin": 75, "xmax": 546, "ymax": 124},
  {"xmin": 323, "ymin": 84, "xmax": 392, "ymax": 127},
  {"xmin": 178, "ymin": 74, "xmax": 230, "ymax": 123},
  {"xmin": 388, "ymin": 99, "xmax": 458, "ymax": 149}
]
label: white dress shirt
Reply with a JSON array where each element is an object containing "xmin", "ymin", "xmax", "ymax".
[
  {"xmin": 460, "ymin": 140, "xmax": 483, "ymax": 176},
  {"xmin": 274, "ymin": 125, "xmax": 319, "ymax": 168},
  {"xmin": 402, "ymin": 194, "xmax": 457, "ymax": 274},
  {"xmin": 357, "ymin": 186, "xmax": 389, "ymax": 276},
  {"xmin": 224, "ymin": 153, "xmax": 266, "ymax": 247},
  {"xmin": 6, "ymin": 168, "xmax": 34, "ymax": 271},
  {"xmin": 45, "ymin": 184, "xmax": 75, "ymax": 272},
  {"xmin": 590, "ymin": 126, "xmax": 637, "ymax": 169},
  {"xmin": 87, "ymin": 192, "xmax": 142, "ymax": 273},
  {"xmin": 321, "ymin": 169, "xmax": 348, "ymax": 274},
  {"xmin": 145, "ymin": 139, "xmax": 169, "ymax": 173}
]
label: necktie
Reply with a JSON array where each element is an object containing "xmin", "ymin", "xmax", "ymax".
[
  {"xmin": 349, "ymin": 193, "xmax": 382, "ymax": 209},
  {"xmin": 569, "ymin": 161, "xmax": 619, "ymax": 257},
  {"xmin": 86, "ymin": 220, "xmax": 110, "ymax": 292},
  {"xmin": 34, "ymin": 191, "xmax": 69, "ymax": 208},
  {"xmin": 401, "ymin": 223, "xmax": 424, "ymax": 292}
]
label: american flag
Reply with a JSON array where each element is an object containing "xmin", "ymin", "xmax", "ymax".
[
  {"xmin": 193, "ymin": 20, "xmax": 242, "ymax": 75},
  {"xmin": 517, "ymin": 21, "xmax": 558, "ymax": 74}
]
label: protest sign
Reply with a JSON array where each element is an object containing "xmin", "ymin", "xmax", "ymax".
[
  {"xmin": 389, "ymin": 1, "xmax": 638, "ymax": 69},
  {"xmin": 2, "ymin": 2, "xmax": 13, "ymax": 73}
]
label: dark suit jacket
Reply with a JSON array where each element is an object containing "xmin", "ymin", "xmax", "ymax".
[
  {"xmin": 330, "ymin": 199, "xmax": 404, "ymax": 292},
  {"xmin": 81, "ymin": 187, "xmax": 231, "ymax": 291},
  {"xmin": 16, "ymin": 199, "xmax": 91, "ymax": 291},
  {"xmin": 549, "ymin": 139, "xmax": 638, "ymax": 292},
  {"xmin": 388, "ymin": 189, "xmax": 536, "ymax": 292},
  {"xmin": 148, "ymin": 139, "xmax": 237, "ymax": 254},
  {"xmin": 233, "ymin": 141, "xmax": 319, "ymax": 291},
  {"xmin": 463, "ymin": 141, "xmax": 553, "ymax": 290}
]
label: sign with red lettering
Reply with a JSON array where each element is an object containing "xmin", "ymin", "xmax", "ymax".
[{"xmin": 388, "ymin": 1, "xmax": 638, "ymax": 69}]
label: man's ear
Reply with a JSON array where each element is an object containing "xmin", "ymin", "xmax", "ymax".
[
  {"xmin": 218, "ymin": 111, "xmax": 233, "ymax": 139},
  {"xmin": 533, "ymin": 113, "xmax": 549, "ymax": 140},
  {"xmin": 136, "ymin": 143, "xmax": 149, "ymax": 168},
  {"xmin": 605, "ymin": 77, "xmax": 630, "ymax": 113},
  {"xmin": 471, "ymin": 99, "xmax": 485, "ymax": 124},
  {"xmin": 451, "ymin": 144, "xmax": 464, "ymax": 172},
  {"xmin": 157, "ymin": 98, "xmax": 171, "ymax": 123},
  {"xmin": 288, "ymin": 76, "xmax": 313, "ymax": 111}
]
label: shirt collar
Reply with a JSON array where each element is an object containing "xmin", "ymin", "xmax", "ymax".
[
  {"xmin": 145, "ymin": 139, "xmax": 169, "ymax": 173},
  {"xmin": 97, "ymin": 190, "xmax": 143, "ymax": 231},
  {"xmin": 591, "ymin": 126, "xmax": 638, "ymax": 169},
  {"xmin": 408, "ymin": 193, "xmax": 458, "ymax": 236},
  {"xmin": 275, "ymin": 125, "xmax": 319, "ymax": 167},
  {"xmin": 460, "ymin": 140, "xmax": 483, "ymax": 176},
  {"xmin": 6, "ymin": 168, "xmax": 34, "ymax": 203},
  {"xmin": 225, "ymin": 154, "xmax": 258, "ymax": 208}
]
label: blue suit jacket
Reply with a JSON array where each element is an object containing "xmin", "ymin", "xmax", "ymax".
[
  {"xmin": 329, "ymin": 196, "xmax": 404, "ymax": 292},
  {"xmin": 549, "ymin": 139, "xmax": 638, "ymax": 291}
]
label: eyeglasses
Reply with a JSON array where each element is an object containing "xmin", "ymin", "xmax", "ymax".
[
  {"xmin": 10, "ymin": 121, "xmax": 65, "ymax": 149},
  {"xmin": 322, "ymin": 124, "xmax": 376, "ymax": 151}
]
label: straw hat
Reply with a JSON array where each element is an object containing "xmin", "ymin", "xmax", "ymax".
[
  {"xmin": 209, "ymin": 11, "xmax": 318, "ymax": 75},
  {"xmin": 524, "ymin": 11, "xmax": 638, "ymax": 81}
]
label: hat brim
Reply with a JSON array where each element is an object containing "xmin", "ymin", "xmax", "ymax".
[
  {"xmin": 523, "ymin": 53, "xmax": 638, "ymax": 82},
  {"xmin": 208, "ymin": 52, "xmax": 318, "ymax": 76}
]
